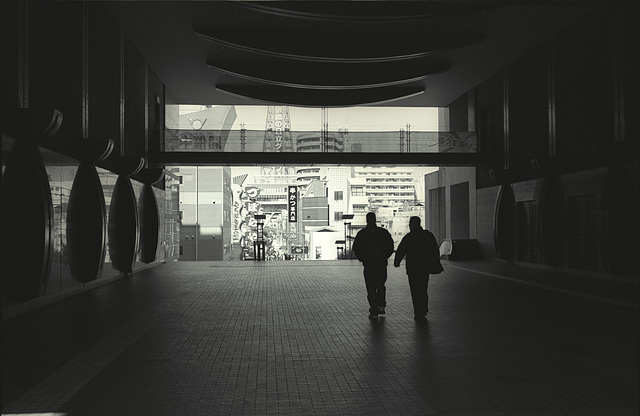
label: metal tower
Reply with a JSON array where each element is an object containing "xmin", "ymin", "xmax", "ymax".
[{"xmin": 263, "ymin": 106, "xmax": 293, "ymax": 152}]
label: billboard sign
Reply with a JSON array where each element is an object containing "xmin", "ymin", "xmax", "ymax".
[
  {"xmin": 288, "ymin": 186, "xmax": 298, "ymax": 223},
  {"xmin": 436, "ymin": 132, "xmax": 477, "ymax": 153}
]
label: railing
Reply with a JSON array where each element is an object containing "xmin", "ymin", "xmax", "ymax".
[{"xmin": 164, "ymin": 129, "xmax": 477, "ymax": 154}]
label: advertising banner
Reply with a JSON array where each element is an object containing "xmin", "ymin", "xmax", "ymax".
[
  {"xmin": 178, "ymin": 131, "xmax": 226, "ymax": 151},
  {"xmin": 436, "ymin": 132, "xmax": 477, "ymax": 153},
  {"xmin": 288, "ymin": 186, "xmax": 298, "ymax": 223}
]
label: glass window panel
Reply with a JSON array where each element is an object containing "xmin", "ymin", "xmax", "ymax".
[
  {"xmin": 166, "ymin": 105, "xmax": 476, "ymax": 154},
  {"xmin": 42, "ymin": 149, "xmax": 81, "ymax": 293}
]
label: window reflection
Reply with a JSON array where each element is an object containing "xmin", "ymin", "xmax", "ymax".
[
  {"xmin": 166, "ymin": 105, "xmax": 477, "ymax": 154},
  {"xmin": 42, "ymin": 149, "xmax": 80, "ymax": 293}
]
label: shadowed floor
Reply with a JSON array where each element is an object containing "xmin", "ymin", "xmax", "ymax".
[{"xmin": 2, "ymin": 260, "xmax": 638, "ymax": 415}]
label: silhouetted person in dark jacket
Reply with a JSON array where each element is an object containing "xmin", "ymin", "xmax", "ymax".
[
  {"xmin": 352, "ymin": 212, "xmax": 395, "ymax": 319},
  {"xmin": 394, "ymin": 216, "xmax": 443, "ymax": 321}
]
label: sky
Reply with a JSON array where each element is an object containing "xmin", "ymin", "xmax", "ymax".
[{"xmin": 179, "ymin": 105, "xmax": 441, "ymax": 132}]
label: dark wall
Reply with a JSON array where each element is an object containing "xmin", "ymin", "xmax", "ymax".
[
  {"xmin": 123, "ymin": 35, "xmax": 146, "ymax": 160},
  {"xmin": 475, "ymin": 186, "xmax": 500, "ymax": 259},
  {"xmin": 554, "ymin": 10, "xmax": 614, "ymax": 162},
  {"xmin": 508, "ymin": 44, "xmax": 549, "ymax": 169},
  {"xmin": 448, "ymin": 93, "xmax": 469, "ymax": 132},
  {"xmin": 475, "ymin": 72, "xmax": 504, "ymax": 188},
  {"xmin": 620, "ymin": 5, "xmax": 639, "ymax": 147},
  {"xmin": 450, "ymin": 182, "xmax": 470, "ymax": 239},
  {"xmin": 88, "ymin": 2, "xmax": 121, "ymax": 155},
  {"xmin": 1, "ymin": 0, "xmax": 19, "ymax": 110},
  {"xmin": 445, "ymin": 4, "xmax": 639, "ymax": 276},
  {"xmin": 29, "ymin": 2, "xmax": 84, "ymax": 141},
  {"xmin": 1, "ymin": 0, "xmax": 172, "ymax": 316},
  {"xmin": 428, "ymin": 187, "xmax": 446, "ymax": 243},
  {"xmin": 148, "ymin": 69, "xmax": 165, "ymax": 157},
  {"xmin": 473, "ymin": 5, "xmax": 637, "ymax": 190},
  {"xmin": 2, "ymin": 0, "xmax": 165, "ymax": 170}
]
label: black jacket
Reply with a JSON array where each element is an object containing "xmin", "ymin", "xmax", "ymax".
[
  {"xmin": 394, "ymin": 226, "xmax": 443, "ymax": 275},
  {"xmin": 352, "ymin": 225, "xmax": 395, "ymax": 266}
]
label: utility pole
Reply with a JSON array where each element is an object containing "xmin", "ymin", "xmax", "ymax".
[
  {"xmin": 406, "ymin": 123, "xmax": 411, "ymax": 153},
  {"xmin": 321, "ymin": 106, "xmax": 329, "ymax": 152},
  {"xmin": 399, "ymin": 128, "xmax": 405, "ymax": 153},
  {"xmin": 240, "ymin": 122, "xmax": 246, "ymax": 152}
]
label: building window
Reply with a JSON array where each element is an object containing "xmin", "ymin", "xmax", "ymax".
[
  {"xmin": 352, "ymin": 187, "xmax": 364, "ymax": 196},
  {"xmin": 353, "ymin": 204, "xmax": 367, "ymax": 212},
  {"xmin": 334, "ymin": 191, "xmax": 343, "ymax": 201},
  {"xmin": 334, "ymin": 211, "xmax": 343, "ymax": 222}
]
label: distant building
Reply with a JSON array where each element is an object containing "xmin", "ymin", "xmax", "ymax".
[
  {"xmin": 243, "ymin": 167, "xmax": 298, "ymax": 259},
  {"xmin": 307, "ymin": 226, "xmax": 341, "ymax": 260},
  {"xmin": 296, "ymin": 132, "xmax": 346, "ymax": 152},
  {"xmin": 300, "ymin": 180, "xmax": 329, "ymax": 229},
  {"xmin": 296, "ymin": 166, "xmax": 325, "ymax": 194},
  {"xmin": 326, "ymin": 167, "xmax": 350, "ymax": 228},
  {"xmin": 178, "ymin": 166, "xmax": 233, "ymax": 261},
  {"xmin": 347, "ymin": 167, "xmax": 424, "ymax": 237},
  {"xmin": 354, "ymin": 166, "xmax": 417, "ymax": 210}
]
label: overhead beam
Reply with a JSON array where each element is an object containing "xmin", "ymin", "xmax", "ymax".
[
  {"xmin": 196, "ymin": 29, "xmax": 484, "ymax": 63},
  {"xmin": 149, "ymin": 151, "xmax": 496, "ymax": 167},
  {"xmin": 207, "ymin": 59, "xmax": 450, "ymax": 89}
]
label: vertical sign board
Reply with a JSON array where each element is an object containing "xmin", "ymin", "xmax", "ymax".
[{"xmin": 288, "ymin": 186, "xmax": 297, "ymax": 223}]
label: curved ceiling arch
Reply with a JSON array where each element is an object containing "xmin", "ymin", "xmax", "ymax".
[
  {"xmin": 208, "ymin": 59, "xmax": 450, "ymax": 89},
  {"xmin": 234, "ymin": 2, "xmax": 494, "ymax": 23},
  {"xmin": 197, "ymin": 30, "xmax": 485, "ymax": 63},
  {"xmin": 106, "ymin": 1, "xmax": 587, "ymax": 107}
]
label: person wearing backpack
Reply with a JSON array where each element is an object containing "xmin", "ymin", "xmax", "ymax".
[
  {"xmin": 352, "ymin": 212, "xmax": 395, "ymax": 319},
  {"xmin": 394, "ymin": 216, "xmax": 444, "ymax": 321}
]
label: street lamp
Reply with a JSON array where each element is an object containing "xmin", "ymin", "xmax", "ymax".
[
  {"xmin": 342, "ymin": 214, "xmax": 354, "ymax": 259},
  {"xmin": 254, "ymin": 214, "xmax": 266, "ymax": 261},
  {"xmin": 335, "ymin": 240, "xmax": 345, "ymax": 259}
]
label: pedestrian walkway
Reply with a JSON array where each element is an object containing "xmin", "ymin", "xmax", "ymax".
[{"xmin": 2, "ymin": 260, "xmax": 638, "ymax": 415}]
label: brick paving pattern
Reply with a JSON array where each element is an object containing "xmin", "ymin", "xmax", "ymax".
[{"xmin": 2, "ymin": 260, "xmax": 638, "ymax": 415}]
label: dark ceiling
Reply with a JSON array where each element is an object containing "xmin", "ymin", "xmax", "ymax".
[{"xmin": 106, "ymin": 1, "xmax": 589, "ymax": 108}]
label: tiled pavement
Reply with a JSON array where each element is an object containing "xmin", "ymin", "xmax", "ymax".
[{"xmin": 2, "ymin": 260, "xmax": 638, "ymax": 415}]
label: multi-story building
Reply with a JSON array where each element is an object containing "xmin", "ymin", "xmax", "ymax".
[
  {"xmin": 326, "ymin": 167, "xmax": 350, "ymax": 228},
  {"xmin": 244, "ymin": 168, "xmax": 298, "ymax": 259},
  {"xmin": 250, "ymin": 168, "xmax": 298, "ymax": 213},
  {"xmin": 178, "ymin": 166, "xmax": 233, "ymax": 261},
  {"xmin": 295, "ymin": 132, "xmax": 346, "ymax": 152},
  {"xmin": 346, "ymin": 167, "xmax": 427, "ymax": 244},
  {"xmin": 299, "ymin": 180, "xmax": 336, "ymax": 260},
  {"xmin": 295, "ymin": 166, "xmax": 325, "ymax": 194},
  {"xmin": 376, "ymin": 204, "xmax": 427, "ymax": 247},
  {"xmin": 170, "ymin": 106, "xmax": 238, "ymax": 261},
  {"xmin": 354, "ymin": 166, "xmax": 418, "ymax": 210},
  {"xmin": 300, "ymin": 180, "xmax": 329, "ymax": 229}
]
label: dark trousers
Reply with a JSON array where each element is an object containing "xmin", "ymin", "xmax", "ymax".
[
  {"xmin": 363, "ymin": 265, "xmax": 387, "ymax": 311},
  {"xmin": 407, "ymin": 273, "xmax": 430, "ymax": 317}
]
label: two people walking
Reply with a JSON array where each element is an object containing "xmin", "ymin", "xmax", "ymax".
[{"xmin": 353, "ymin": 213, "xmax": 443, "ymax": 321}]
